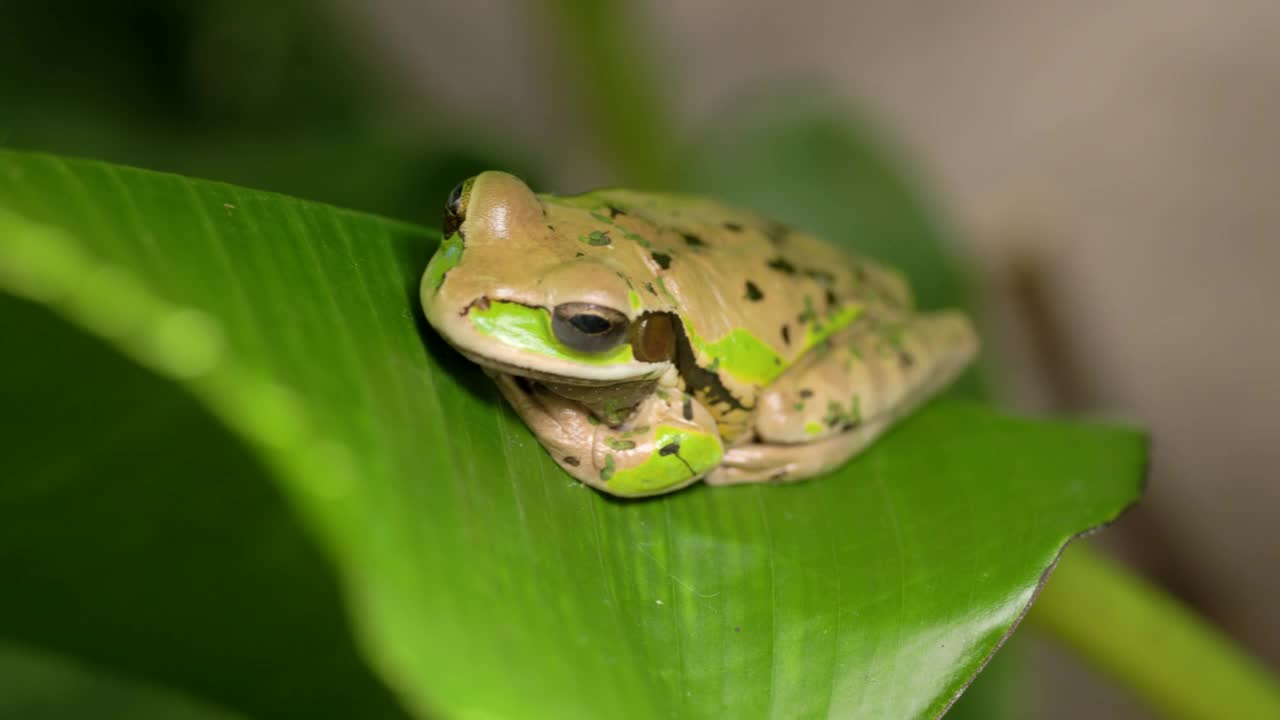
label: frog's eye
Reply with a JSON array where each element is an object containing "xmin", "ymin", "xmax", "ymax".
[
  {"xmin": 443, "ymin": 180, "xmax": 470, "ymax": 237},
  {"xmin": 552, "ymin": 303, "xmax": 629, "ymax": 353}
]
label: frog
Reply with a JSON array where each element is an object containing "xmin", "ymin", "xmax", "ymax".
[{"xmin": 420, "ymin": 171, "xmax": 978, "ymax": 498}]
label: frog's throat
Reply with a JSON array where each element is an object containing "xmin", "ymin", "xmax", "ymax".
[
  {"xmin": 540, "ymin": 376, "xmax": 655, "ymax": 425},
  {"xmin": 501, "ymin": 372, "xmax": 646, "ymax": 429}
]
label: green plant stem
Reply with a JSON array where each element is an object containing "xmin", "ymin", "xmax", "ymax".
[
  {"xmin": 540, "ymin": 0, "xmax": 674, "ymax": 187},
  {"xmin": 1029, "ymin": 543, "xmax": 1280, "ymax": 719}
]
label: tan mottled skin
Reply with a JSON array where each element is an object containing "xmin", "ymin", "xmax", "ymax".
[{"xmin": 422, "ymin": 172, "xmax": 978, "ymax": 496}]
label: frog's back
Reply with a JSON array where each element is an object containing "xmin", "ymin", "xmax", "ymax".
[{"xmin": 579, "ymin": 188, "xmax": 914, "ymax": 370}]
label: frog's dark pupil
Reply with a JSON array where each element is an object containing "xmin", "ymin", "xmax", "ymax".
[{"xmin": 570, "ymin": 314, "xmax": 612, "ymax": 335}]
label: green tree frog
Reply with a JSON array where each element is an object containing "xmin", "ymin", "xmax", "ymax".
[{"xmin": 421, "ymin": 172, "xmax": 978, "ymax": 497}]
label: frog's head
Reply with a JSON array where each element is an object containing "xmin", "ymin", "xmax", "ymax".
[{"xmin": 420, "ymin": 171, "xmax": 676, "ymax": 385}]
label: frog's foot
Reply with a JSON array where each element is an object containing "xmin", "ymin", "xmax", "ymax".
[{"xmin": 488, "ymin": 371, "xmax": 723, "ymax": 497}]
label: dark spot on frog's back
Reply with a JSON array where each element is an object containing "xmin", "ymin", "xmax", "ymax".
[
  {"xmin": 745, "ymin": 281, "xmax": 764, "ymax": 301},
  {"xmin": 563, "ymin": 456, "xmax": 580, "ymax": 467},
  {"xmin": 651, "ymin": 251, "xmax": 673, "ymax": 270},
  {"xmin": 723, "ymin": 221, "xmax": 743, "ymax": 232},
  {"xmin": 825, "ymin": 288, "xmax": 838, "ymax": 308},
  {"xmin": 606, "ymin": 204, "xmax": 627, "ymax": 219},
  {"xmin": 780, "ymin": 324, "xmax": 791, "ymax": 345},
  {"xmin": 767, "ymin": 256, "xmax": 797, "ymax": 275},
  {"xmin": 682, "ymin": 396, "xmax": 693, "ymax": 420},
  {"xmin": 659, "ymin": 441, "xmax": 681, "ymax": 457},
  {"xmin": 680, "ymin": 232, "xmax": 706, "ymax": 248}
]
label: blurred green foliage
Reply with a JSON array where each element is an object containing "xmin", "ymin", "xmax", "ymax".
[{"xmin": 0, "ymin": 0, "xmax": 538, "ymax": 226}]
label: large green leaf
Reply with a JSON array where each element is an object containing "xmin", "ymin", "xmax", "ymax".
[{"xmin": 0, "ymin": 151, "xmax": 1145, "ymax": 719}]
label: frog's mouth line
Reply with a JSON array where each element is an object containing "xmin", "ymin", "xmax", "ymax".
[{"xmin": 452, "ymin": 346, "xmax": 627, "ymax": 387}]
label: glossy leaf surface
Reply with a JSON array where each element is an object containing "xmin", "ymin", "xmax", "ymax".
[{"xmin": 0, "ymin": 150, "xmax": 1145, "ymax": 718}]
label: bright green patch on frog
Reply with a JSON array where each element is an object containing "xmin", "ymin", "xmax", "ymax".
[
  {"xmin": 681, "ymin": 303, "xmax": 862, "ymax": 388},
  {"xmin": 801, "ymin": 303, "xmax": 863, "ymax": 349},
  {"xmin": 424, "ymin": 233, "xmax": 464, "ymax": 291},
  {"xmin": 805, "ymin": 421, "xmax": 823, "ymax": 436},
  {"xmin": 628, "ymin": 289, "xmax": 642, "ymax": 311},
  {"xmin": 685, "ymin": 323, "xmax": 785, "ymax": 386},
  {"xmin": 606, "ymin": 425, "xmax": 723, "ymax": 496},
  {"xmin": 470, "ymin": 300, "xmax": 636, "ymax": 366}
]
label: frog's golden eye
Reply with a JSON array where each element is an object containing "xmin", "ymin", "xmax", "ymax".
[
  {"xmin": 443, "ymin": 179, "xmax": 470, "ymax": 237},
  {"xmin": 552, "ymin": 303, "xmax": 629, "ymax": 353}
]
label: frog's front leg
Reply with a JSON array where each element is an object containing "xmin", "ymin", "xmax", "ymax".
[{"xmin": 487, "ymin": 370, "xmax": 724, "ymax": 497}]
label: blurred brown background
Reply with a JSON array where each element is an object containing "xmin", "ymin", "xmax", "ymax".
[{"xmin": 348, "ymin": 1, "xmax": 1279, "ymax": 717}]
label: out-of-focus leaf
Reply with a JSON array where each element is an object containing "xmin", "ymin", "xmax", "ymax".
[
  {"xmin": 0, "ymin": 643, "xmax": 243, "ymax": 720},
  {"xmin": 0, "ymin": 291, "xmax": 408, "ymax": 718},
  {"xmin": 0, "ymin": 0, "xmax": 379, "ymax": 131}
]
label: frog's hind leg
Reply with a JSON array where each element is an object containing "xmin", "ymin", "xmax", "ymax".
[
  {"xmin": 706, "ymin": 309, "xmax": 977, "ymax": 486},
  {"xmin": 706, "ymin": 414, "xmax": 899, "ymax": 485}
]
